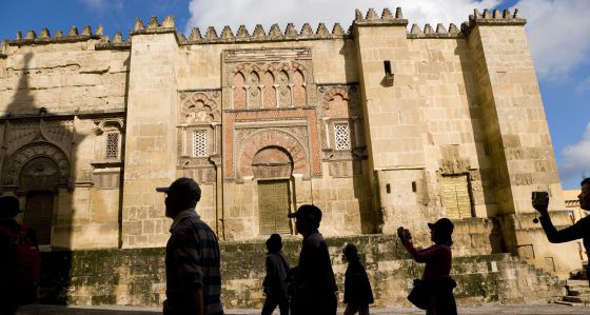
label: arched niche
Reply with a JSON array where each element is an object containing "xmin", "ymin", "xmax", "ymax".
[
  {"xmin": 252, "ymin": 146, "xmax": 294, "ymax": 179},
  {"xmin": 2, "ymin": 141, "xmax": 71, "ymax": 191},
  {"xmin": 238, "ymin": 129, "xmax": 308, "ymax": 179}
]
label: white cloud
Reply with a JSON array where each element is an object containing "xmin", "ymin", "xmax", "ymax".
[
  {"xmin": 184, "ymin": 0, "xmax": 590, "ymax": 81},
  {"xmin": 513, "ymin": 0, "xmax": 590, "ymax": 80},
  {"xmin": 185, "ymin": 0, "xmax": 500, "ymax": 36},
  {"xmin": 560, "ymin": 123, "xmax": 590, "ymax": 184}
]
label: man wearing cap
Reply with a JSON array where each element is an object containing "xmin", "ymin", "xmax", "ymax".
[
  {"xmin": 288, "ymin": 204, "xmax": 337, "ymax": 315},
  {"xmin": 157, "ymin": 178, "xmax": 223, "ymax": 315}
]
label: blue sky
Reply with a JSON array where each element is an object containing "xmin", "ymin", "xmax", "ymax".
[{"xmin": 1, "ymin": 0, "xmax": 589, "ymax": 189}]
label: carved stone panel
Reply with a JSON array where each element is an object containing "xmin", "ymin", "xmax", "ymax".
[
  {"xmin": 222, "ymin": 48, "xmax": 316, "ymax": 110},
  {"xmin": 4, "ymin": 121, "xmax": 41, "ymax": 155},
  {"xmin": 317, "ymin": 84, "xmax": 361, "ymax": 118},
  {"xmin": 3, "ymin": 142, "xmax": 70, "ymax": 189},
  {"xmin": 236, "ymin": 128, "xmax": 309, "ymax": 179},
  {"xmin": 179, "ymin": 90, "xmax": 221, "ymax": 124},
  {"xmin": 317, "ymin": 84, "xmax": 366, "ymax": 158}
]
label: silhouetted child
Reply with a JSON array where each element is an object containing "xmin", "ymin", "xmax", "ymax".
[
  {"xmin": 262, "ymin": 234, "xmax": 290, "ymax": 315},
  {"xmin": 342, "ymin": 243, "xmax": 373, "ymax": 315},
  {"xmin": 398, "ymin": 218, "xmax": 457, "ymax": 315}
]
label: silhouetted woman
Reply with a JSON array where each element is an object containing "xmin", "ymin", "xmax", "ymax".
[
  {"xmin": 342, "ymin": 243, "xmax": 373, "ymax": 315},
  {"xmin": 398, "ymin": 218, "xmax": 457, "ymax": 315},
  {"xmin": 262, "ymin": 234, "xmax": 290, "ymax": 315}
]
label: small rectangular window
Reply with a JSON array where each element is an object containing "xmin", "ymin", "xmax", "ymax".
[
  {"xmin": 334, "ymin": 123, "xmax": 352, "ymax": 151},
  {"xmin": 105, "ymin": 133, "xmax": 119, "ymax": 159},
  {"xmin": 193, "ymin": 130, "xmax": 208, "ymax": 157},
  {"xmin": 384, "ymin": 60, "xmax": 392, "ymax": 75}
]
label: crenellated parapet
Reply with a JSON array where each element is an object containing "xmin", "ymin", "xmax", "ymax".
[
  {"xmin": 407, "ymin": 23, "xmax": 462, "ymax": 39},
  {"xmin": 353, "ymin": 7, "xmax": 408, "ymax": 26},
  {"xmin": 185, "ymin": 22, "xmax": 351, "ymax": 44},
  {"xmin": 6, "ymin": 25, "xmax": 106, "ymax": 47},
  {"xmin": 461, "ymin": 8, "xmax": 526, "ymax": 34},
  {"xmin": 2, "ymin": 7, "xmax": 528, "ymax": 51},
  {"xmin": 94, "ymin": 31, "xmax": 131, "ymax": 50}
]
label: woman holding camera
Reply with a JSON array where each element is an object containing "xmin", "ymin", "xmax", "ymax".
[{"xmin": 397, "ymin": 218, "xmax": 457, "ymax": 315}]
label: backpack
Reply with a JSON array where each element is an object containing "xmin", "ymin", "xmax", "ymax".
[{"xmin": 0, "ymin": 222, "xmax": 41, "ymax": 304}]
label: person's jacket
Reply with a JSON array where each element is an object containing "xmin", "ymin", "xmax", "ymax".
[
  {"xmin": 344, "ymin": 260, "xmax": 374, "ymax": 305},
  {"xmin": 263, "ymin": 251, "xmax": 290, "ymax": 299}
]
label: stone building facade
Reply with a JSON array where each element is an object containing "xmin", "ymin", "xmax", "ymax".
[{"xmin": 0, "ymin": 6, "xmax": 582, "ymax": 280}]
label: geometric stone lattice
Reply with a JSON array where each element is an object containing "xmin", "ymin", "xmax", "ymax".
[
  {"xmin": 193, "ymin": 130, "xmax": 208, "ymax": 157},
  {"xmin": 334, "ymin": 123, "xmax": 351, "ymax": 151},
  {"xmin": 106, "ymin": 133, "xmax": 119, "ymax": 159}
]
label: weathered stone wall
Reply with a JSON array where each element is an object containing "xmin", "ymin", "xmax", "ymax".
[
  {"xmin": 0, "ymin": 40, "xmax": 129, "ymax": 115},
  {"xmin": 37, "ymin": 235, "xmax": 562, "ymax": 308},
  {"xmin": 0, "ymin": 37, "xmax": 127, "ymax": 249}
]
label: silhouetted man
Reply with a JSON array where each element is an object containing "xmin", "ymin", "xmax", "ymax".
[
  {"xmin": 533, "ymin": 178, "xmax": 590, "ymax": 284},
  {"xmin": 262, "ymin": 234, "xmax": 290, "ymax": 315},
  {"xmin": 288, "ymin": 205, "xmax": 337, "ymax": 315},
  {"xmin": 157, "ymin": 178, "xmax": 223, "ymax": 315}
]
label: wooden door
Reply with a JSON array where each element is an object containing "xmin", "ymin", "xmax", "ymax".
[
  {"xmin": 25, "ymin": 192, "xmax": 54, "ymax": 245},
  {"xmin": 258, "ymin": 180, "xmax": 291, "ymax": 234}
]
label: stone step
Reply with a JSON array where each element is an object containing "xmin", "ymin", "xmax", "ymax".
[
  {"xmin": 566, "ymin": 279, "xmax": 590, "ymax": 288},
  {"xmin": 562, "ymin": 295, "xmax": 590, "ymax": 304},
  {"xmin": 568, "ymin": 289, "xmax": 590, "ymax": 296}
]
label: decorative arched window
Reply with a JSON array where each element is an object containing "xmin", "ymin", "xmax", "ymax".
[
  {"xmin": 292, "ymin": 70, "xmax": 307, "ymax": 106},
  {"xmin": 277, "ymin": 70, "xmax": 291, "ymax": 107},
  {"xmin": 232, "ymin": 72, "xmax": 247, "ymax": 109},
  {"xmin": 262, "ymin": 71, "xmax": 276, "ymax": 108},
  {"xmin": 248, "ymin": 71, "xmax": 262, "ymax": 108},
  {"xmin": 94, "ymin": 119, "xmax": 124, "ymax": 162}
]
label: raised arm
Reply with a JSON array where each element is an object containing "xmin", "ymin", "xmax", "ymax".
[
  {"xmin": 402, "ymin": 241, "xmax": 443, "ymax": 263},
  {"xmin": 539, "ymin": 214, "xmax": 589, "ymax": 243}
]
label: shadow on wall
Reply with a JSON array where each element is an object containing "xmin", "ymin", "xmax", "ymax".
[
  {"xmin": 1, "ymin": 52, "xmax": 83, "ymax": 303},
  {"xmin": 454, "ymin": 42, "xmax": 508, "ymax": 254},
  {"xmin": 339, "ymin": 41, "xmax": 380, "ymax": 235}
]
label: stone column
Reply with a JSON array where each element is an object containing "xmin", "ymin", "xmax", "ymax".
[
  {"xmin": 121, "ymin": 31, "xmax": 179, "ymax": 248},
  {"xmin": 467, "ymin": 9, "xmax": 580, "ymax": 275}
]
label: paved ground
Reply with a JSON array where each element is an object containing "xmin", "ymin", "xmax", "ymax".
[{"xmin": 16, "ymin": 304, "xmax": 590, "ymax": 315}]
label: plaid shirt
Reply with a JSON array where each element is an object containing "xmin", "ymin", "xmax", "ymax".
[{"xmin": 165, "ymin": 209, "xmax": 223, "ymax": 315}]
